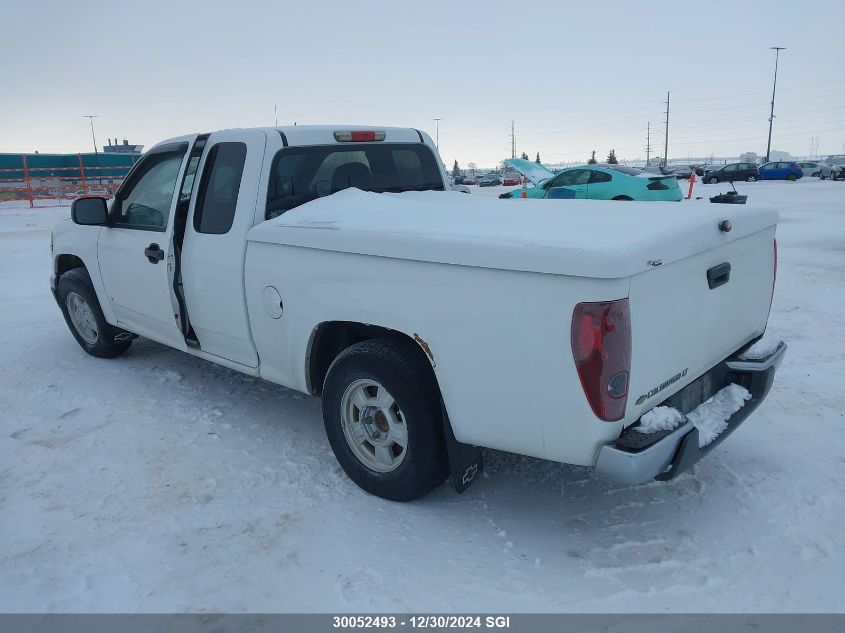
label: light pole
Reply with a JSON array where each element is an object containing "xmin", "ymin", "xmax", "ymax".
[
  {"xmin": 83, "ymin": 115, "xmax": 100, "ymax": 154},
  {"xmin": 765, "ymin": 47, "xmax": 786, "ymax": 163},
  {"xmin": 433, "ymin": 118, "xmax": 441, "ymax": 150}
]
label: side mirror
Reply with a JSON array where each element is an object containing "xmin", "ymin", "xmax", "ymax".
[{"xmin": 71, "ymin": 197, "xmax": 109, "ymax": 226}]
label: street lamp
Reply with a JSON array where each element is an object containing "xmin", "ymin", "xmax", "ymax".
[
  {"xmin": 765, "ymin": 47, "xmax": 786, "ymax": 163},
  {"xmin": 83, "ymin": 115, "xmax": 100, "ymax": 154},
  {"xmin": 433, "ymin": 118, "xmax": 441, "ymax": 150}
]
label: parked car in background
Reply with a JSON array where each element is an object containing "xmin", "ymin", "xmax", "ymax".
[
  {"xmin": 502, "ymin": 173, "xmax": 522, "ymax": 186},
  {"xmin": 478, "ymin": 174, "xmax": 502, "ymax": 187},
  {"xmin": 704, "ymin": 163, "xmax": 759, "ymax": 183},
  {"xmin": 823, "ymin": 155, "xmax": 845, "ymax": 180},
  {"xmin": 672, "ymin": 166, "xmax": 692, "ymax": 179},
  {"xmin": 453, "ymin": 175, "xmax": 465, "ymax": 184},
  {"xmin": 87, "ymin": 188, "xmax": 111, "ymax": 197},
  {"xmin": 759, "ymin": 162, "xmax": 803, "ymax": 181},
  {"xmin": 797, "ymin": 161, "xmax": 833, "ymax": 179},
  {"xmin": 501, "ymin": 159, "xmax": 682, "ymax": 202},
  {"xmin": 462, "ymin": 175, "xmax": 478, "ymax": 185}
]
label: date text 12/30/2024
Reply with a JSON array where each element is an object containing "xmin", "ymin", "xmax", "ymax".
[{"xmin": 333, "ymin": 616, "xmax": 511, "ymax": 629}]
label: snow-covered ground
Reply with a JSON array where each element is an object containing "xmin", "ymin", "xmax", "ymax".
[{"xmin": 1, "ymin": 179, "xmax": 844, "ymax": 613}]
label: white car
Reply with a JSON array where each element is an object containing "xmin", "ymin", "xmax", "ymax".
[
  {"xmin": 50, "ymin": 125, "xmax": 786, "ymax": 501},
  {"xmin": 797, "ymin": 161, "xmax": 833, "ymax": 179}
]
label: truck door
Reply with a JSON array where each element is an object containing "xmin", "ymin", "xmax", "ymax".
[
  {"xmin": 179, "ymin": 130, "xmax": 267, "ymax": 367},
  {"xmin": 97, "ymin": 141, "xmax": 192, "ymax": 350}
]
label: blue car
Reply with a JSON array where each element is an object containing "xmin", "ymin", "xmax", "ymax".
[{"xmin": 759, "ymin": 161, "xmax": 803, "ymax": 181}]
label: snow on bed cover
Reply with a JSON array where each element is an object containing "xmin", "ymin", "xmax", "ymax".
[
  {"xmin": 636, "ymin": 383, "xmax": 752, "ymax": 448},
  {"xmin": 739, "ymin": 335, "xmax": 781, "ymax": 360},
  {"xmin": 254, "ymin": 188, "xmax": 780, "ymax": 278}
]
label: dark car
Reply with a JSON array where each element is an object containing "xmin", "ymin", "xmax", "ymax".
[
  {"xmin": 462, "ymin": 175, "xmax": 478, "ymax": 185},
  {"xmin": 453, "ymin": 175, "xmax": 465, "ymax": 184},
  {"xmin": 759, "ymin": 161, "xmax": 803, "ymax": 181},
  {"xmin": 478, "ymin": 174, "xmax": 502, "ymax": 187},
  {"xmin": 704, "ymin": 162, "xmax": 759, "ymax": 184}
]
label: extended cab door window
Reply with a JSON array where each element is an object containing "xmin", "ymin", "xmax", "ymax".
[
  {"xmin": 192, "ymin": 142, "xmax": 248, "ymax": 234},
  {"xmin": 111, "ymin": 149, "xmax": 186, "ymax": 231}
]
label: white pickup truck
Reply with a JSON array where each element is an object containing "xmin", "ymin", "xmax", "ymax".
[{"xmin": 51, "ymin": 125, "xmax": 786, "ymax": 501}]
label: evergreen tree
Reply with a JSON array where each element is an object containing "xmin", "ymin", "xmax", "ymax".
[
  {"xmin": 535, "ymin": 152, "xmax": 541, "ymax": 164},
  {"xmin": 588, "ymin": 150, "xmax": 597, "ymax": 165},
  {"xmin": 607, "ymin": 149, "xmax": 618, "ymax": 164},
  {"xmin": 452, "ymin": 160, "xmax": 460, "ymax": 178},
  {"xmin": 520, "ymin": 152, "xmax": 529, "ymax": 160}
]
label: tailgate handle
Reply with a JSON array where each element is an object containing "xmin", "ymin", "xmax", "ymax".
[{"xmin": 707, "ymin": 262, "xmax": 731, "ymax": 289}]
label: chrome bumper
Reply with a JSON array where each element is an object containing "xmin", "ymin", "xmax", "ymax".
[{"xmin": 595, "ymin": 341, "xmax": 786, "ymax": 485}]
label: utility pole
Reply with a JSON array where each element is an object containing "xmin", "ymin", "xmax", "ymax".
[
  {"xmin": 663, "ymin": 92, "xmax": 670, "ymax": 167},
  {"xmin": 274, "ymin": 104, "xmax": 278, "ymax": 127},
  {"xmin": 766, "ymin": 47, "xmax": 786, "ymax": 163},
  {"xmin": 510, "ymin": 120, "xmax": 515, "ymax": 159},
  {"xmin": 433, "ymin": 118, "xmax": 441, "ymax": 150},
  {"xmin": 83, "ymin": 115, "xmax": 100, "ymax": 154},
  {"xmin": 645, "ymin": 122, "xmax": 651, "ymax": 166}
]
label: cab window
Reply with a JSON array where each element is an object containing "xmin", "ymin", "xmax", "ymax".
[{"xmin": 111, "ymin": 146, "xmax": 187, "ymax": 230}]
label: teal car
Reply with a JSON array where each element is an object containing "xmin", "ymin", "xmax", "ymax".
[{"xmin": 500, "ymin": 159, "xmax": 683, "ymax": 202}]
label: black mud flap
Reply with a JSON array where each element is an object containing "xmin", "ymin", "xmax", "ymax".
[{"xmin": 442, "ymin": 403, "xmax": 483, "ymax": 493}]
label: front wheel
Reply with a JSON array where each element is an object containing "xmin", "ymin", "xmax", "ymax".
[
  {"xmin": 787, "ymin": 174, "xmax": 797, "ymax": 181},
  {"xmin": 57, "ymin": 268, "xmax": 133, "ymax": 358},
  {"xmin": 612, "ymin": 195, "xmax": 633, "ymax": 201},
  {"xmin": 707, "ymin": 176, "xmax": 719, "ymax": 184},
  {"xmin": 322, "ymin": 339, "xmax": 449, "ymax": 501},
  {"xmin": 746, "ymin": 175, "xmax": 757, "ymax": 182}
]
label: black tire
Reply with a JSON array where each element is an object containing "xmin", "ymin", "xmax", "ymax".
[
  {"xmin": 322, "ymin": 338, "xmax": 449, "ymax": 501},
  {"xmin": 612, "ymin": 195, "xmax": 633, "ymax": 201},
  {"xmin": 787, "ymin": 174, "xmax": 797, "ymax": 181},
  {"xmin": 746, "ymin": 175, "xmax": 757, "ymax": 182},
  {"xmin": 708, "ymin": 176, "xmax": 719, "ymax": 184},
  {"xmin": 57, "ymin": 267, "xmax": 133, "ymax": 358}
]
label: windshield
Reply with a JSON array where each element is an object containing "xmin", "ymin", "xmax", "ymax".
[{"xmin": 266, "ymin": 143, "xmax": 444, "ymax": 217}]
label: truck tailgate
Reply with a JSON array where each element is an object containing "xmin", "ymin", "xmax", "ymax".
[{"xmin": 626, "ymin": 225, "xmax": 777, "ymax": 424}]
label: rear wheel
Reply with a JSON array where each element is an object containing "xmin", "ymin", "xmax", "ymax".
[
  {"xmin": 57, "ymin": 268, "xmax": 133, "ymax": 358},
  {"xmin": 707, "ymin": 176, "xmax": 719, "ymax": 184},
  {"xmin": 612, "ymin": 195, "xmax": 633, "ymax": 201},
  {"xmin": 746, "ymin": 175, "xmax": 757, "ymax": 182},
  {"xmin": 322, "ymin": 338, "xmax": 449, "ymax": 501},
  {"xmin": 787, "ymin": 174, "xmax": 797, "ymax": 181}
]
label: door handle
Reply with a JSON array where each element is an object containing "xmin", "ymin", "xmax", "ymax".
[
  {"xmin": 707, "ymin": 262, "xmax": 731, "ymax": 289},
  {"xmin": 144, "ymin": 243, "xmax": 165, "ymax": 264}
]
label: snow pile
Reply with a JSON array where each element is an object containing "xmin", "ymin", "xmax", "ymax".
[
  {"xmin": 636, "ymin": 406, "xmax": 685, "ymax": 434},
  {"xmin": 687, "ymin": 384, "xmax": 752, "ymax": 447},
  {"xmin": 740, "ymin": 336, "xmax": 781, "ymax": 360},
  {"xmin": 635, "ymin": 384, "xmax": 752, "ymax": 447}
]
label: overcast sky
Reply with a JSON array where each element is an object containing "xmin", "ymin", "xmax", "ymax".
[{"xmin": 1, "ymin": 0, "xmax": 843, "ymax": 166}]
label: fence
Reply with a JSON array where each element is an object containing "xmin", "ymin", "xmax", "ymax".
[{"xmin": 0, "ymin": 153, "xmax": 138, "ymax": 207}]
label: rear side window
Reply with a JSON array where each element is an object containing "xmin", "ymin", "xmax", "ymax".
[
  {"xmin": 590, "ymin": 171, "xmax": 611, "ymax": 183},
  {"xmin": 266, "ymin": 143, "xmax": 443, "ymax": 218},
  {"xmin": 193, "ymin": 142, "xmax": 247, "ymax": 234}
]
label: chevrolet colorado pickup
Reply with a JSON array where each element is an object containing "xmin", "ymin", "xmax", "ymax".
[{"xmin": 51, "ymin": 125, "xmax": 785, "ymax": 500}]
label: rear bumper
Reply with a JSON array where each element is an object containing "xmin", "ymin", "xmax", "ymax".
[{"xmin": 595, "ymin": 341, "xmax": 786, "ymax": 485}]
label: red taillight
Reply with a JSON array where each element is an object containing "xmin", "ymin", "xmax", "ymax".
[{"xmin": 571, "ymin": 299, "xmax": 631, "ymax": 422}]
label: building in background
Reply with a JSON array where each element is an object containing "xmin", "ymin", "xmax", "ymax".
[{"xmin": 103, "ymin": 138, "xmax": 144, "ymax": 155}]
